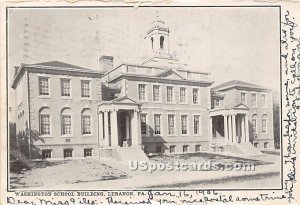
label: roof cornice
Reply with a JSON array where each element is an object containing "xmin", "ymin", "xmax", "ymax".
[{"xmin": 108, "ymin": 73, "xmax": 214, "ymax": 87}]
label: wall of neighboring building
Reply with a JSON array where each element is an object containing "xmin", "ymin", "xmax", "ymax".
[
  {"xmin": 125, "ymin": 78, "xmax": 211, "ymax": 154},
  {"xmin": 25, "ymin": 71, "xmax": 102, "ymax": 158}
]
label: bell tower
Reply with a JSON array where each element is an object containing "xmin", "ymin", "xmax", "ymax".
[
  {"xmin": 142, "ymin": 11, "xmax": 180, "ymax": 68},
  {"xmin": 145, "ymin": 12, "xmax": 170, "ymax": 56}
]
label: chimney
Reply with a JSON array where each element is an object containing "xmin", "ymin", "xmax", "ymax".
[{"xmin": 99, "ymin": 55, "xmax": 114, "ymax": 72}]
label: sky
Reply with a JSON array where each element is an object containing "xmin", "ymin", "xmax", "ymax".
[{"xmin": 8, "ymin": 7, "xmax": 280, "ymax": 91}]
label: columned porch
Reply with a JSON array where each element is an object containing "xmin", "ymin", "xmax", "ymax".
[
  {"xmin": 209, "ymin": 105, "xmax": 249, "ymax": 152},
  {"xmin": 98, "ymin": 97, "xmax": 142, "ymax": 148}
]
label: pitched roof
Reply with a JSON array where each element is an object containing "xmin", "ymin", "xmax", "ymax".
[
  {"xmin": 26, "ymin": 61, "xmax": 96, "ymax": 73},
  {"xmin": 212, "ymin": 80, "xmax": 271, "ymax": 91},
  {"xmin": 12, "ymin": 61, "xmax": 103, "ymax": 89}
]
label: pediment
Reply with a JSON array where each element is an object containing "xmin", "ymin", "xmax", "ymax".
[
  {"xmin": 155, "ymin": 69, "xmax": 185, "ymax": 80},
  {"xmin": 233, "ymin": 103, "xmax": 249, "ymax": 109},
  {"xmin": 112, "ymin": 96, "xmax": 138, "ymax": 105}
]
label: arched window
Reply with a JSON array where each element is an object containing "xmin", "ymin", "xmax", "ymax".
[
  {"xmin": 151, "ymin": 37, "xmax": 154, "ymax": 49},
  {"xmin": 61, "ymin": 108, "xmax": 72, "ymax": 135},
  {"xmin": 82, "ymin": 109, "xmax": 92, "ymax": 135},
  {"xmin": 160, "ymin": 36, "xmax": 164, "ymax": 49},
  {"xmin": 262, "ymin": 114, "xmax": 267, "ymax": 133},
  {"xmin": 252, "ymin": 114, "xmax": 258, "ymax": 133},
  {"xmin": 39, "ymin": 107, "xmax": 51, "ymax": 135}
]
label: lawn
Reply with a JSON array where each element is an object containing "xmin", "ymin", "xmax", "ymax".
[{"xmin": 10, "ymin": 159, "xmax": 128, "ymax": 189}]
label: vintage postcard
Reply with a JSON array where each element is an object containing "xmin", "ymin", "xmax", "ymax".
[{"xmin": 0, "ymin": 1, "xmax": 299, "ymax": 204}]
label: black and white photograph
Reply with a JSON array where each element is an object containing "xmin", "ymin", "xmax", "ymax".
[{"xmin": 1, "ymin": 2, "xmax": 299, "ymax": 205}]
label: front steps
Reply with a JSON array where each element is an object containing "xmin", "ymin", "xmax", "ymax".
[
  {"xmin": 99, "ymin": 146, "xmax": 149, "ymax": 163},
  {"xmin": 222, "ymin": 142, "xmax": 262, "ymax": 156},
  {"xmin": 235, "ymin": 142, "xmax": 263, "ymax": 155}
]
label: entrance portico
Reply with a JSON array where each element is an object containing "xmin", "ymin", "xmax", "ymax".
[
  {"xmin": 209, "ymin": 104, "xmax": 250, "ymax": 151},
  {"xmin": 98, "ymin": 96, "xmax": 141, "ymax": 148}
]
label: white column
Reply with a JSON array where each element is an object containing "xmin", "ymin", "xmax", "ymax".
[
  {"xmin": 228, "ymin": 115, "xmax": 232, "ymax": 143},
  {"xmin": 98, "ymin": 112, "xmax": 104, "ymax": 140},
  {"xmin": 241, "ymin": 115, "xmax": 245, "ymax": 142},
  {"xmin": 131, "ymin": 109, "xmax": 140, "ymax": 146},
  {"xmin": 104, "ymin": 111, "xmax": 110, "ymax": 147},
  {"xmin": 232, "ymin": 114, "xmax": 237, "ymax": 144},
  {"xmin": 245, "ymin": 114, "xmax": 250, "ymax": 142},
  {"xmin": 110, "ymin": 109, "xmax": 119, "ymax": 147},
  {"xmin": 209, "ymin": 116, "xmax": 213, "ymax": 151},
  {"xmin": 224, "ymin": 115, "xmax": 228, "ymax": 142}
]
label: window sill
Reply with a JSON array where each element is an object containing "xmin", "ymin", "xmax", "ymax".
[
  {"xmin": 166, "ymin": 101, "xmax": 176, "ymax": 104},
  {"xmin": 193, "ymin": 134, "xmax": 202, "ymax": 137},
  {"xmin": 181, "ymin": 134, "xmax": 188, "ymax": 136},
  {"xmin": 153, "ymin": 101, "xmax": 162, "ymax": 104},
  {"xmin": 61, "ymin": 135, "xmax": 74, "ymax": 138},
  {"xmin": 61, "ymin": 96, "xmax": 72, "ymax": 99},
  {"xmin": 81, "ymin": 98, "xmax": 92, "ymax": 101},
  {"xmin": 38, "ymin": 95, "xmax": 52, "ymax": 99},
  {"xmin": 82, "ymin": 134, "xmax": 93, "ymax": 137},
  {"xmin": 179, "ymin": 102, "xmax": 188, "ymax": 105},
  {"xmin": 40, "ymin": 135, "xmax": 53, "ymax": 138}
]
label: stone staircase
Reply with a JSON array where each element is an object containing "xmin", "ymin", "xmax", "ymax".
[
  {"xmin": 235, "ymin": 142, "xmax": 263, "ymax": 156},
  {"xmin": 116, "ymin": 146, "xmax": 149, "ymax": 163},
  {"xmin": 99, "ymin": 146, "xmax": 149, "ymax": 163}
]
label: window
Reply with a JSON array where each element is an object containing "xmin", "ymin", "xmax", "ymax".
[
  {"xmin": 168, "ymin": 114, "xmax": 175, "ymax": 135},
  {"xmin": 193, "ymin": 89, "xmax": 199, "ymax": 104},
  {"xmin": 180, "ymin": 87, "xmax": 187, "ymax": 103},
  {"xmin": 154, "ymin": 114, "xmax": 161, "ymax": 135},
  {"xmin": 167, "ymin": 86, "xmax": 174, "ymax": 103},
  {"xmin": 138, "ymin": 84, "xmax": 146, "ymax": 101},
  {"xmin": 40, "ymin": 114, "xmax": 50, "ymax": 135},
  {"xmin": 251, "ymin": 93, "xmax": 257, "ymax": 107},
  {"xmin": 156, "ymin": 146, "xmax": 162, "ymax": 153},
  {"xmin": 153, "ymin": 85, "xmax": 160, "ymax": 102},
  {"xmin": 193, "ymin": 115, "xmax": 200, "ymax": 135},
  {"xmin": 183, "ymin": 145, "xmax": 189, "ymax": 153},
  {"xmin": 140, "ymin": 114, "xmax": 147, "ymax": 135},
  {"xmin": 84, "ymin": 148, "xmax": 92, "ymax": 157},
  {"xmin": 42, "ymin": 149, "xmax": 52, "ymax": 159},
  {"xmin": 63, "ymin": 149, "xmax": 73, "ymax": 158},
  {"xmin": 264, "ymin": 142, "xmax": 269, "ymax": 148},
  {"xmin": 160, "ymin": 36, "xmax": 164, "ymax": 49},
  {"xmin": 39, "ymin": 107, "xmax": 51, "ymax": 135},
  {"xmin": 241, "ymin": 93, "xmax": 247, "ymax": 104},
  {"xmin": 81, "ymin": 80, "xmax": 91, "ymax": 98},
  {"xmin": 262, "ymin": 115, "xmax": 267, "ymax": 133},
  {"xmin": 254, "ymin": 142, "xmax": 259, "ymax": 148},
  {"xmin": 82, "ymin": 116, "xmax": 91, "ymax": 135},
  {"xmin": 39, "ymin": 77, "xmax": 49, "ymax": 96},
  {"xmin": 61, "ymin": 108, "xmax": 72, "ymax": 135},
  {"xmin": 169, "ymin": 145, "xmax": 176, "ymax": 153},
  {"xmin": 195, "ymin": 145, "xmax": 201, "ymax": 152},
  {"xmin": 252, "ymin": 118, "xmax": 257, "ymax": 133},
  {"xmin": 261, "ymin": 94, "xmax": 266, "ymax": 107},
  {"xmin": 61, "ymin": 79, "xmax": 71, "ymax": 97},
  {"xmin": 181, "ymin": 115, "xmax": 188, "ymax": 135},
  {"xmin": 215, "ymin": 99, "xmax": 221, "ymax": 107}
]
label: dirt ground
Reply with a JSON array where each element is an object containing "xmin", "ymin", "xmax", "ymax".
[{"xmin": 10, "ymin": 159, "xmax": 128, "ymax": 189}]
